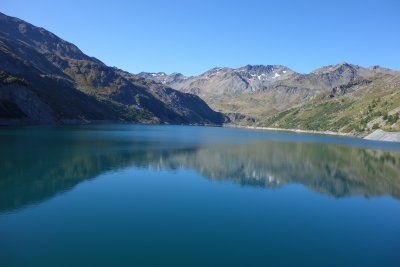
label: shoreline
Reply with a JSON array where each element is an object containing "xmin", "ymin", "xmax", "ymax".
[
  {"xmin": 225, "ymin": 124, "xmax": 400, "ymax": 143},
  {"xmin": 2, "ymin": 121, "xmax": 399, "ymax": 143},
  {"xmin": 224, "ymin": 124, "xmax": 356, "ymax": 137}
]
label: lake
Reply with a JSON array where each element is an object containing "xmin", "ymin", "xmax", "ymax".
[{"xmin": 1, "ymin": 125, "xmax": 400, "ymax": 267}]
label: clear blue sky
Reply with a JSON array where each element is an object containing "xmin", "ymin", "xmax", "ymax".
[{"xmin": 2, "ymin": 0, "xmax": 399, "ymax": 75}]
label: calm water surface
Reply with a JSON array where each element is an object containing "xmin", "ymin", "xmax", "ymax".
[{"xmin": 1, "ymin": 125, "xmax": 400, "ymax": 267}]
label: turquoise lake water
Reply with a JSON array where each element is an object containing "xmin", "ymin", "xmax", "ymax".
[{"xmin": 0, "ymin": 125, "xmax": 400, "ymax": 267}]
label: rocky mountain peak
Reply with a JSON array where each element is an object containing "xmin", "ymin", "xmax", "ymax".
[
  {"xmin": 0, "ymin": 12, "xmax": 100, "ymax": 63},
  {"xmin": 138, "ymin": 71, "xmax": 187, "ymax": 84},
  {"xmin": 312, "ymin": 62, "xmax": 360, "ymax": 75},
  {"xmin": 312, "ymin": 62, "xmax": 398, "ymax": 80},
  {"xmin": 235, "ymin": 64, "xmax": 294, "ymax": 81},
  {"xmin": 237, "ymin": 64, "xmax": 284, "ymax": 73}
]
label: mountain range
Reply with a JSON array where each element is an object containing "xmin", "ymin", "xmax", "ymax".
[
  {"xmin": 140, "ymin": 63, "xmax": 400, "ymax": 134},
  {"xmin": 1, "ymin": 12, "xmax": 399, "ymax": 135},
  {"xmin": 0, "ymin": 12, "xmax": 225, "ymax": 125}
]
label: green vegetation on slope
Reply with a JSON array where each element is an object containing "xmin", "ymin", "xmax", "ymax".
[
  {"xmin": 0, "ymin": 70, "xmax": 28, "ymax": 86},
  {"xmin": 259, "ymin": 74, "xmax": 400, "ymax": 135}
]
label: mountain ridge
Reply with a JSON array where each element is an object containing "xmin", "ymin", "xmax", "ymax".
[
  {"xmin": 141, "ymin": 62, "xmax": 399, "ymax": 79},
  {"xmin": 140, "ymin": 63, "xmax": 400, "ymax": 134},
  {"xmin": 0, "ymin": 12, "xmax": 225, "ymax": 125}
]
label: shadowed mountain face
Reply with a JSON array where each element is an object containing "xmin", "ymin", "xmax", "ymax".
[
  {"xmin": 1, "ymin": 125, "xmax": 399, "ymax": 213},
  {"xmin": 0, "ymin": 12, "xmax": 225, "ymax": 125}
]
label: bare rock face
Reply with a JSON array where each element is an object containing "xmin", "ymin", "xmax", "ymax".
[
  {"xmin": 142, "ymin": 62, "xmax": 397, "ymax": 100},
  {"xmin": 141, "ymin": 65, "xmax": 296, "ymax": 98},
  {"xmin": 0, "ymin": 85, "xmax": 55, "ymax": 123},
  {"xmin": 365, "ymin": 130, "xmax": 400, "ymax": 142},
  {"xmin": 0, "ymin": 12, "xmax": 225, "ymax": 125}
]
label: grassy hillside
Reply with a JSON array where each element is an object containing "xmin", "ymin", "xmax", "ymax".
[
  {"xmin": 258, "ymin": 74, "xmax": 400, "ymax": 135},
  {"xmin": 211, "ymin": 86, "xmax": 316, "ymax": 123}
]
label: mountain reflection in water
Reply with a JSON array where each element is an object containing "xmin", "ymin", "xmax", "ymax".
[{"xmin": 1, "ymin": 125, "xmax": 399, "ymax": 213}]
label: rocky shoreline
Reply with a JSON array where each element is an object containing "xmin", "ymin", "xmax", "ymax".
[
  {"xmin": 226, "ymin": 124, "xmax": 354, "ymax": 136},
  {"xmin": 226, "ymin": 124, "xmax": 400, "ymax": 143},
  {"xmin": 365, "ymin": 129, "xmax": 400, "ymax": 142}
]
